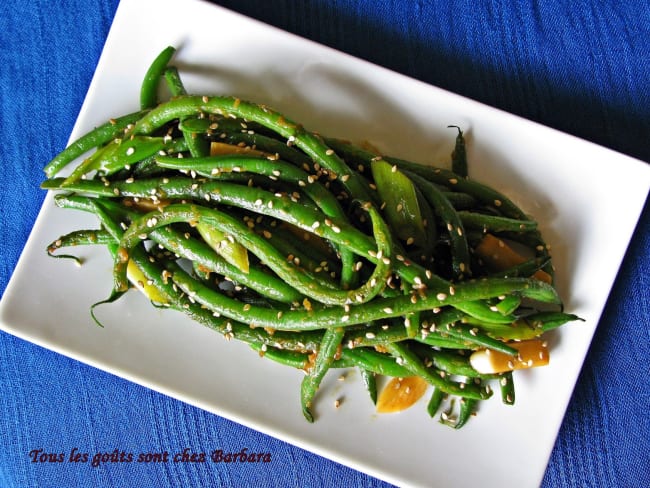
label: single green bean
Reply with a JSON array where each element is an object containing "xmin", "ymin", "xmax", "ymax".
[
  {"xmin": 301, "ymin": 327, "xmax": 345, "ymax": 422},
  {"xmin": 140, "ymin": 46, "xmax": 176, "ymax": 109},
  {"xmin": 43, "ymin": 110, "xmax": 148, "ymax": 178}
]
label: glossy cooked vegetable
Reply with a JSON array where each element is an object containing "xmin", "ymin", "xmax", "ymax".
[{"xmin": 42, "ymin": 46, "xmax": 581, "ymax": 428}]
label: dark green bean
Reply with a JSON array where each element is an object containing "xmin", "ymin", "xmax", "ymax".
[
  {"xmin": 47, "ymin": 229, "xmax": 115, "ymax": 265},
  {"xmin": 385, "ymin": 342, "xmax": 490, "ymax": 400},
  {"xmin": 301, "ymin": 327, "xmax": 345, "ymax": 422},
  {"xmin": 140, "ymin": 46, "xmax": 176, "ymax": 109},
  {"xmin": 499, "ymin": 372, "xmax": 516, "ymax": 405},
  {"xmin": 43, "ymin": 110, "xmax": 148, "ymax": 178},
  {"xmin": 359, "ymin": 368, "xmax": 378, "ymax": 405},
  {"xmin": 427, "ymin": 388, "xmax": 445, "ymax": 418},
  {"xmin": 402, "ymin": 170, "xmax": 470, "ymax": 279},
  {"xmin": 449, "ymin": 126, "xmax": 468, "ymax": 178}
]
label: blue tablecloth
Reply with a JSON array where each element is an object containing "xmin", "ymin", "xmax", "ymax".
[{"xmin": 1, "ymin": 1, "xmax": 648, "ymax": 486}]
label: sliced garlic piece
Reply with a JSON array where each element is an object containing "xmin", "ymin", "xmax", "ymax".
[
  {"xmin": 470, "ymin": 339, "xmax": 549, "ymax": 374},
  {"xmin": 376, "ymin": 376, "xmax": 428, "ymax": 414}
]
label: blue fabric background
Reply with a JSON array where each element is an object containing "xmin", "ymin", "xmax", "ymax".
[{"xmin": 1, "ymin": 0, "xmax": 648, "ymax": 486}]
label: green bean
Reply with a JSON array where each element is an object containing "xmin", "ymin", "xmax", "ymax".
[
  {"xmin": 427, "ymin": 349, "xmax": 497, "ymax": 380},
  {"xmin": 359, "ymin": 368, "xmax": 378, "ymax": 405},
  {"xmin": 437, "ymin": 321, "xmax": 518, "ymax": 356},
  {"xmin": 116, "ymin": 202, "xmax": 392, "ymax": 306},
  {"xmin": 43, "ymin": 176, "xmax": 450, "ymax": 291},
  {"xmin": 499, "ymin": 372, "xmax": 516, "ymax": 405},
  {"xmin": 427, "ymin": 388, "xmax": 445, "ymax": 418},
  {"xmin": 180, "ymin": 117, "xmax": 314, "ymax": 168},
  {"xmin": 487, "ymin": 256, "xmax": 551, "ymax": 280},
  {"xmin": 61, "ymin": 135, "xmax": 179, "ymax": 186},
  {"xmin": 155, "ymin": 153, "xmax": 357, "ymax": 287},
  {"xmin": 452, "ymin": 300, "xmax": 517, "ymax": 324},
  {"xmin": 457, "ymin": 210, "xmax": 538, "ymax": 233},
  {"xmin": 385, "ymin": 342, "xmax": 490, "ymax": 400},
  {"xmin": 163, "ymin": 66, "xmax": 187, "ymax": 97},
  {"xmin": 301, "ymin": 327, "xmax": 345, "ymax": 422},
  {"xmin": 53, "ymin": 193, "xmax": 304, "ymax": 303},
  {"xmin": 41, "ymin": 50, "xmax": 582, "ymax": 427},
  {"xmin": 449, "ymin": 126, "xmax": 468, "ymax": 178},
  {"xmin": 140, "ymin": 46, "xmax": 176, "ymax": 109},
  {"xmin": 165, "ymin": 258, "xmax": 560, "ymax": 332},
  {"xmin": 126, "ymin": 245, "xmax": 324, "ymax": 351},
  {"xmin": 43, "ymin": 110, "xmax": 148, "ymax": 178},
  {"xmin": 492, "ymin": 294, "xmax": 521, "ymax": 315},
  {"xmin": 402, "ymin": 170, "xmax": 470, "ymax": 279},
  {"xmin": 47, "ymin": 229, "xmax": 115, "ymax": 265},
  {"xmin": 440, "ymin": 398, "xmax": 476, "ymax": 429},
  {"xmin": 336, "ymin": 348, "xmax": 410, "ymax": 377},
  {"xmin": 249, "ymin": 343, "xmax": 310, "ymax": 370}
]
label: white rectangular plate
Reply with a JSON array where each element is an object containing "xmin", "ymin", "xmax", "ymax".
[{"xmin": 1, "ymin": 0, "xmax": 649, "ymax": 486}]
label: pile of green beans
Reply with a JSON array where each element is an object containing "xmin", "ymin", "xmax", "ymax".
[{"xmin": 42, "ymin": 47, "xmax": 580, "ymax": 428}]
